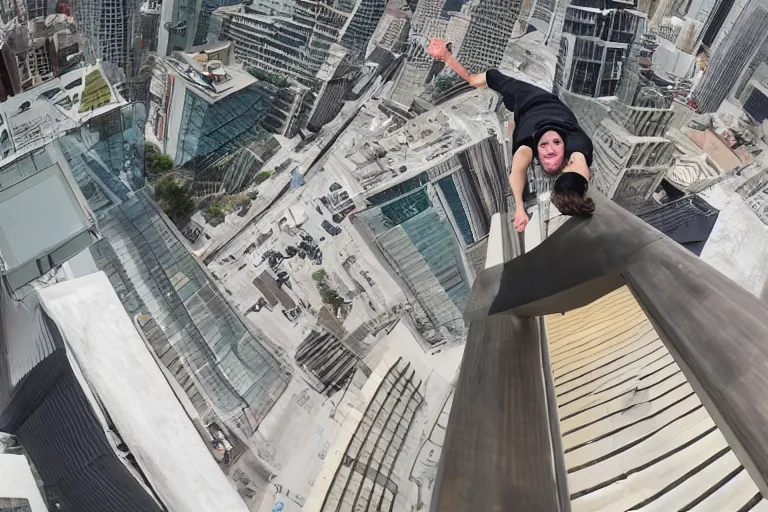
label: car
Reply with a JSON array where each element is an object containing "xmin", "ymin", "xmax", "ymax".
[{"xmin": 321, "ymin": 220, "xmax": 341, "ymax": 236}]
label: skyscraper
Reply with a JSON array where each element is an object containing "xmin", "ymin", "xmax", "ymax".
[
  {"xmin": 445, "ymin": 11, "xmax": 471, "ymax": 56},
  {"xmin": 148, "ymin": 43, "xmax": 273, "ymax": 171},
  {"xmin": 71, "ymin": 0, "xmax": 142, "ymax": 78},
  {"xmin": 216, "ymin": 1, "xmax": 359, "ymax": 130},
  {"xmin": 341, "ymin": 0, "xmax": 388, "ymax": 60},
  {"xmin": 694, "ymin": 0, "xmax": 768, "ymax": 112},
  {"xmin": 455, "ymin": 0, "xmax": 523, "ymax": 73},
  {"xmin": 411, "ymin": 0, "xmax": 447, "ymax": 36},
  {"xmin": 554, "ymin": 0, "xmax": 645, "ymax": 97}
]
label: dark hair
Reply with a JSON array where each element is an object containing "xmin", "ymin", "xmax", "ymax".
[{"xmin": 551, "ymin": 172, "xmax": 595, "ymax": 216}]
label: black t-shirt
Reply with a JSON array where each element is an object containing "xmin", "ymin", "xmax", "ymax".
[{"xmin": 487, "ymin": 69, "xmax": 593, "ymax": 166}]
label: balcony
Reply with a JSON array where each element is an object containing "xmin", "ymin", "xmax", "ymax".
[{"xmin": 432, "ymin": 194, "xmax": 768, "ymax": 511}]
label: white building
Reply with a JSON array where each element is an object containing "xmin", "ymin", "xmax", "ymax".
[{"xmin": 0, "ymin": 454, "xmax": 48, "ymax": 511}]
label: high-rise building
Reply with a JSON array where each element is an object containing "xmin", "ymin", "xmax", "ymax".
[
  {"xmin": 529, "ymin": 0, "xmax": 558, "ymax": 36},
  {"xmin": 742, "ymin": 79, "xmax": 768, "ymax": 125},
  {"xmin": 216, "ymin": 2, "xmax": 358, "ymax": 131},
  {"xmin": 0, "ymin": 270, "xmax": 251, "ymax": 512},
  {"xmin": 554, "ymin": 0, "xmax": 645, "ymax": 97},
  {"xmin": 562, "ymin": 91, "xmax": 676, "ymax": 203},
  {"xmin": 351, "ymin": 135, "xmax": 507, "ymax": 346},
  {"xmin": 147, "ymin": 42, "xmax": 273, "ymax": 173},
  {"xmin": 411, "ymin": 0, "xmax": 446, "ymax": 36},
  {"xmin": 445, "ymin": 11, "xmax": 471, "ymax": 56},
  {"xmin": 694, "ymin": 1, "xmax": 768, "ymax": 112},
  {"xmin": 0, "ymin": 10, "xmax": 85, "ymax": 101},
  {"xmin": 306, "ymin": 43, "xmax": 356, "ymax": 131},
  {"xmin": 193, "ymin": 0, "xmax": 242, "ymax": 46},
  {"xmin": 455, "ymin": 0, "xmax": 523, "ymax": 74},
  {"xmin": 340, "ymin": 0, "xmax": 388, "ymax": 61},
  {"xmin": 71, "ymin": 0, "xmax": 142, "ymax": 78},
  {"xmin": 377, "ymin": 15, "xmax": 410, "ymax": 53},
  {"xmin": 26, "ymin": 0, "xmax": 54, "ymax": 18}
]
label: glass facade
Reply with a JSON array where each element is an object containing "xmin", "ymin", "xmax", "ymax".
[
  {"xmin": 175, "ymin": 83, "xmax": 273, "ymax": 170},
  {"xmin": 357, "ymin": 182, "xmax": 470, "ymax": 345},
  {"xmin": 438, "ymin": 175, "xmax": 474, "ymax": 246},
  {"xmin": 37, "ymin": 103, "xmax": 288, "ymax": 438},
  {"xmin": 90, "ymin": 191, "xmax": 287, "ymax": 434}
]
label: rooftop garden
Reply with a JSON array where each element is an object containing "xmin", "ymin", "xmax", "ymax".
[{"xmin": 78, "ymin": 70, "xmax": 112, "ymax": 113}]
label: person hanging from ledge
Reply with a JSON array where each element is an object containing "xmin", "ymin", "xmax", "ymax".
[{"xmin": 427, "ymin": 38, "xmax": 595, "ymax": 232}]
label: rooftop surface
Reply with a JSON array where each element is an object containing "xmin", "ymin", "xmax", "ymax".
[
  {"xmin": 547, "ymin": 286, "xmax": 766, "ymax": 511},
  {"xmin": 0, "ymin": 64, "xmax": 124, "ymax": 168},
  {"xmin": 165, "ymin": 42, "xmax": 258, "ymax": 102},
  {"xmin": 38, "ymin": 272, "xmax": 250, "ymax": 512}
]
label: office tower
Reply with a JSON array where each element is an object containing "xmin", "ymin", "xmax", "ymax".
[
  {"xmin": 530, "ymin": 0, "xmax": 558, "ymax": 35},
  {"xmin": 0, "ymin": 67, "xmax": 289, "ymax": 488},
  {"xmin": 616, "ymin": 26, "xmax": 650, "ymax": 106},
  {"xmin": 157, "ymin": 0, "xmax": 243, "ymax": 52},
  {"xmin": 554, "ymin": 0, "xmax": 645, "ymax": 97},
  {"xmin": 71, "ymin": 0, "xmax": 141, "ymax": 78},
  {"xmin": 455, "ymin": 0, "xmax": 523, "ymax": 74},
  {"xmin": 340, "ymin": 0, "xmax": 388, "ymax": 61},
  {"xmin": 307, "ymin": 44, "xmax": 355, "ymax": 131},
  {"xmin": 698, "ymin": 0, "xmax": 743, "ymax": 51},
  {"xmin": 0, "ymin": 9, "xmax": 85, "ymax": 100},
  {"xmin": 140, "ymin": 1, "xmax": 162, "ymax": 52},
  {"xmin": 26, "ymin": 0, "xmax": 54, "ymax": 18},
  {"xmin": 560, "ymin": 90, "xmax": 676, "ymax": 205},
  {"xmin": 388, "ymin": 0, "xmax": 448, "ymax": 106},
  {"xmin": 411, "ymin": 0, "xmax": 446, "ymax": 36},
  {"xmin": 390, "ymin": 36, "xmax": 438, "ymax": 107},
  {"xmin": 445, "ymin": 11, "xmax": 471, "ymax": 56},
  {"xmin": 0, "ymin": 84, "xmax": 274, "ymax": 510},
  {"xmin": 351, "ymin": 136, "xmax": 507, "ymax": 346},
  {"xmin": 378, "ymin": 16, "xmax": 410, "ymax": 53},
  {"xmin": 216, "ymin": 2, "xmax": 355, "ymax": 130},
  {"xmin": 148, "ymin": 43, "xmax": 273, "ymax": 174},
  {"xmin": 694, "ymin": 1, "xmax": 768, "ymax": 112},
  {"xmin": 193, "ymin": 0, "xmax": 242, "ymax": 46},
  {"xmin": 0, "ymin": 270, "xmax": 251, "ymax": 512},
  {"xmin": 742, "ymin": 78, "xmax": 768, "ymax": 124}
]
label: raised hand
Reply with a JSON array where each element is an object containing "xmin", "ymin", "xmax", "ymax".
[{"xmin": 427, "ymin": 38, "xmax": 450, "ymax": 60}]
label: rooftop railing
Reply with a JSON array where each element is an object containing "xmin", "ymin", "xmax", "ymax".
[{"xmin": 434, "ymin": 193, "xmax": 768, "ymax": 510}]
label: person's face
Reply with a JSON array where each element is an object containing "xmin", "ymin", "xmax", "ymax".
[{"xmin": 538, "ymin": 130, "xmax": 565, "ymax": 174}]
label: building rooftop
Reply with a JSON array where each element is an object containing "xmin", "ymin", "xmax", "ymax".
[
  {"xmin": 0, "ymin": 145, "xmax": 99, "ymax": 291},
  {"xmin": 165, "ymin": 42, "xmax": 258, "ymax": 102},
  {"xmin": 37, "ymin": 272, "xmax": 250, "ymax": 512},
  {"xmin": 0, "ymin": 454, "xmax": 47, "ymax": 511},
  {"xmin": 0, "ymin": 64, "xmax": 124, "ymax": 168},
  {"xmin": 343, "ymin": 88, "xmax": 502, "ymax": 195}
]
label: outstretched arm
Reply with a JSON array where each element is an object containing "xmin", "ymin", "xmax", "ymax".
[
  {"xmin": 510, "ymin": 146, "xmax": 533, "ymax": 232},
  {"xmin": 427, "ymin": 38, "xmax": 486, "ymax": 88}
]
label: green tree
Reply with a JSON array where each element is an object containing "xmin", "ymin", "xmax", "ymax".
[
  {"xmin": 253, "ymin": 170, "xmax": 272, "ymax": 185},
  {"xmin": 206, "ymin": 204, "xmax": 225, "ymax": 219},
  {"xmin": 435, "ymin": 76, "xmax": 454, "ymax": 93},
  {"xmin": 321, "ymin": 288, "xmax": 344, "ymax": 310},
  {"xmin": 153, "ymin": 174, "xmax": 194, "ymax": 225},
  {"xmin": 312, "ymin": 269, "xmax": 327, "ymax": 281},
  {"xmin": 145, "ymin": 144, "xmax": 174, "ymax": 176}
]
